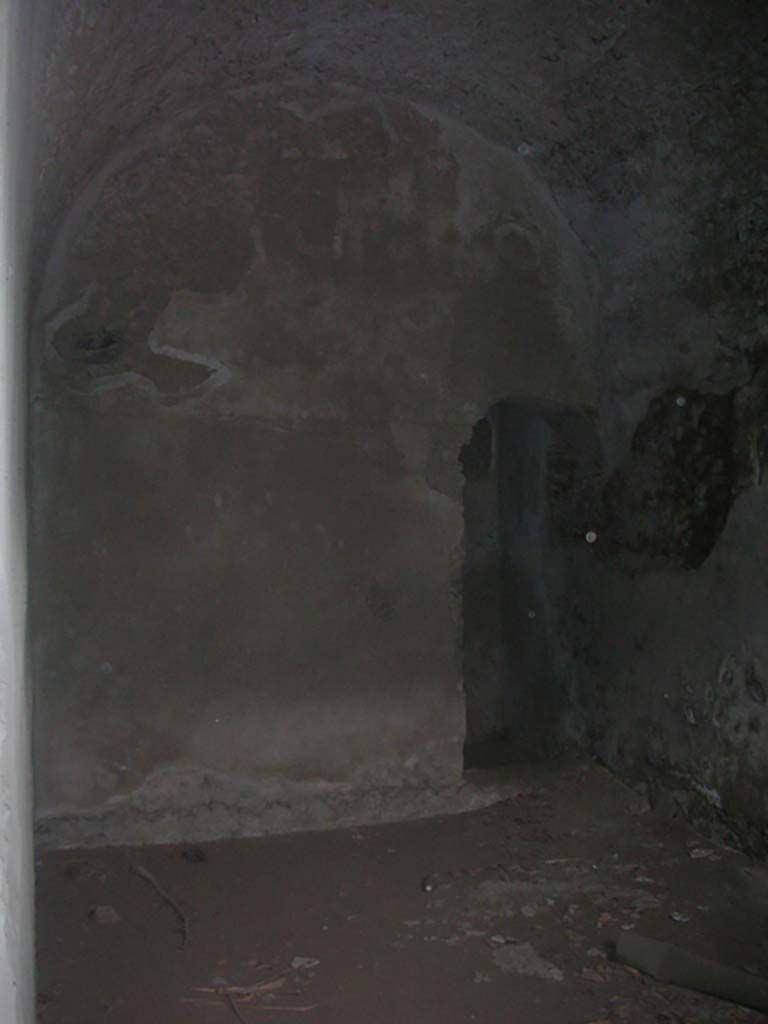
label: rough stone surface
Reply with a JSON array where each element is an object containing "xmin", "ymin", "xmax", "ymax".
[
  {"xmin": 563, "ymin": 363, "xmax": 768, "ymax": 855},
  {"xmin": 27, "ymin": 0, "xmax": 768, "ymax": 851}
]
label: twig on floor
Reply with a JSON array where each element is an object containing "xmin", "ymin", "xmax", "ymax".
[
  {"xmin": 132, "ymin": 863, "xmax": 189, "ymax": 948},
  {"xmin": 223, "ymin": 989, "xmax": 248, "ymax": 1023},
  {"xmin": 250, "ymin": 1008, "xmax": 318, "ymax": 1014},
  {"xmin": 194, "ymin": 978, "xmax": 287, "ymax": 1000},
  {"xmin": 194, "ymin": 976, "xmax": 315, "ymax": 1016},
  {"xmin": 195, "ymin": 981, "xmax": 285, "ymax": 998},
  {"xmin": 184, "ymin": 997, "xmax": 318, "ymax": 1013}
]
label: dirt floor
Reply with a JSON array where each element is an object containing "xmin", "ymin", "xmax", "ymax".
[{"xmin": 36, "ymin": 760, "xmax": 768, "ymax": 1023}]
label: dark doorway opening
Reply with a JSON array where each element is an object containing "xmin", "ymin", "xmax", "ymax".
[
  {"xmin": 461, "ymin": 401, "xmax": 576, "ymax": 770},
  {"xmin": 460, "ymin": 408, "xmax": 505, "ymax": 766}
]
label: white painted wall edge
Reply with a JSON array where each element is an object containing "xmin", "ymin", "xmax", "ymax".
[{"xmin": 0, "ymin": 0, "xmax": 36, "ymax": 1019}]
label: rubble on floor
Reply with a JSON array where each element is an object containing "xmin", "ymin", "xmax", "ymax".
[{"xmin": 36, "ymin": 761, "xmax": 768, "ymax": 1024}]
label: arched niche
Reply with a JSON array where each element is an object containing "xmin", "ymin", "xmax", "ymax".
[{"xmin": 32, "ymin": 87, "xmax": 596, "ymax": 844}]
